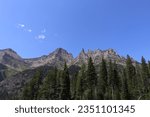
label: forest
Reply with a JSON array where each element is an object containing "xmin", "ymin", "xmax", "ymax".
[{"xmin": 21, "ymin": 55, "xmax": 150, "ymax": 100}]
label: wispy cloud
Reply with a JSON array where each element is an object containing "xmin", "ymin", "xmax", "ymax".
[
  {"xmin": 17, "ymin": 23, "xmax": 32, "ymax": 33},
  {"xmin": 16, "ymin": 23, "xmax": 47, "ymax": 40},
  {"xmin": 35, "ymin": 28, "xmax": 47, "ymax": 40},
  {"xmin": 27, "ymin": 29, "xmax": 32, "ymax": 33},
  {"xmin": 36, "ymin": 34, "xmax": 46, "ymax": 40},
  {"xmin": 17, "ymin": 24, "xmax": 25, "ymax": 28}
]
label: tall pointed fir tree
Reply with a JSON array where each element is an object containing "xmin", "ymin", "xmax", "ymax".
[
  {"xmin": 125, "ymin": 55, "xmax": 136, "ymax": 99},
  {"xmin": 121, "ymin": 68, "xmax": 130, "ymax": 100},
  {"xmin": 112, "ymin": 62, "xmax": 121, "ymax": 100},
  {"xmin": 60, "ymin": 62, "xmax": 71, "ymax": 100},
  {"xmin": 107, "ymin": 60, "xmax": 114, "ymax": 99},
  {"xmin": 141, "ymin": 57, "xmax": 150, "ymax": 99},
  {"xmin": 84, "ymin": 57, "xmax": 97, "ymax": 100},
  {"xmin": 38, "ymin": 68, "xmax": 57, "ymax": 100},
  {"xmin": 148, "ymin": 61, "xmax": 150, "ymax": 74},
  {"xmin": 75, "ymin": 64, "xmax": 86, "ymax": 100},
  {"xmin": 135, "ymin": 62, "xmax": 143, "ymax": 99},
  {"xmin": 55, "ymin": 70, "xmax": 63, "ymax": 100},
  {"xmin": 97, "ymin": 58, "xmax": 108, "ymax": 100}
]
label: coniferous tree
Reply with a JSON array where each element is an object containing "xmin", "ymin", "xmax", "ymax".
[
  {"xmin": 75, "ymin": 64, "xmax": 86, "ymax": 100},
  {"xmin": 97, "ymin": 58, "xmax": 108, "ymax": 100},
  {"xmin": 107, "ymin": 60, "xmax": 114, "ymax": 99},
  {"xmin": 55, "ymin": 70, "xmax": 63, "ymax": 99},
  {"xmin": 121, "ymin": 69, "xmax": 130, "ymax": 100},
  {"xmin": 148, "ymin": 61, "xmax": 150, "ymax": 74},
  {"xmin": 38, "ymin": 68, "xmax": 57, "ymax": 99},
  {"xmin": 84, "ymin": 57, "xmax": 97, "ymax": 100},
  {"xmin": 22, "ymin": 69, "xmax": 42, "ymax": 100},
  {"xmin": 125, "ymin": 55, "xmax": 136, "ymax": 99},
  {"xmin": 135, "ymin": 62, "xmax": 143, "ymax": 99},
  {"xmin": 112, "ymin": 62, "xmax": 121, "ymax": 100},
  {"xmin": 141, "ymin": 57, "xmax": 150, "ymax": 98},
  {"xmin": 60, "ymin": 63, "xmax": 71, "ymax": 100},
  {"xmin": 70, "ymin": 73, "xmax": 78, "ymax": 99}
]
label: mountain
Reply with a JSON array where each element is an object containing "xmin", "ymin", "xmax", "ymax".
[
  {"xmin": 25, "ymin": 48, "xmax": 130, "ymax": 68},
  {"xmin": 0, "ymin": 48, "xmax": 29, "ymax": 71},
  {"xmin": 0, "ymin": 48, "xmax": 139, "ymax": 99},
  {"xmin": 25, "ymin": 48, "xmax": 74, "ymax": 68},
  {"xmin": 0, "ymin": 48, "xmax": 133, "ymax": 71},
  {"xmin": 73, "ymin": 48, "xmax": 127, "ymax": 66}
]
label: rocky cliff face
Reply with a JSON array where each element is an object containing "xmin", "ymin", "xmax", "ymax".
[
  {"xmin": 0, "ymin": 48, "xmax": 136, "ymax": 99},
  {"xmin": 0, "ymin": 49, "xmax": 29, "ymax": 71},
  {"xmin": 0, "ymin": 48, "xmax": 131, "ymax": 71},
  {"xmin": 73, "ymin": 48, "xmax": 127, "ymax": 66},
  {"xmin": 25, "ymin": 48, "xmax": 74, "ymax": 68}
]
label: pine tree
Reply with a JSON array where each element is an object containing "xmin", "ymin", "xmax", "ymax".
[
  {"xmin": 70, "ymin": 73, "xmax": 78, "ymax": 99},
  {"xmin": 121, "ymin": 69, "xmax": 130, "ymax": 99},
  {"xmin": 125, "ymin": 55, "xmax": 136, "ymax": 99},
  {"xmin": 141, "ymin": 57, "xmax": 150, "ymax": 98},
  {"xmin": 55, "ymin": 70, "xmax": 62, "ymax": 99},
  {"xmin": 60, "ymin": 62, "xmax": 71, "ymax": 100},
  {"xmin": 107, "ymin": 60, "xmax": 113, "ymax": 99},
  {"xmin": 75, "ymin": 64, "xmax": 86, "ymax": 100},
  {"xmin": 38, "ymin": 68, "xmax": 57, "ymax": 100},
  {"xmin": 112, "ymin": 62, "xmax": 121, "ymax": 100},
  {"xmin": 97, "ymin": 58, "xmax": 108, "ymax": 100},
  {"xmin": 84, "ymin": 57, "xmax": 97, "ymax": 100},
  {"xmin": 135, "ymin": 62, "xmax": 143, "ymax": 99},
  {"xmin": 22, "ymin": 69, "xmax": 42, "ymax": 100}
]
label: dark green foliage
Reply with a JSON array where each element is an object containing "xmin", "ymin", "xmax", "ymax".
[
  {"xmin": 21, "ymin": 56, "xmax": 150, "ymax": 100},
  {"xmin": 38, "ymin": 68, "xmax": 57, "ymax": 99},
  {"xmin": 55, "ymin": 70, "xmax": 62, "ymax": 99},
  {"xmin": 141, "ymin": 57, "xmax": 150, "ymax": 99},
  {"xmin": 107, "ymin": 60, "xmax": 121, "ymax": 100},
  {"xmin": 112, "ymin": 62, "xmax": 121, "ymax": 100},
  {"xmin": 121, "ymin": 69, "xmax": 130, "ymax": 100},
  {"xmin": 141, "ymin": 57, "xmax": 150, "ymax": 92},
  {"xmin": 22, "ymin": 69, "xmax": 42, "ymax": 100},
  {"xmin": 84, "ymin": 57, "xmax": 97, "ymax": 100},
  {"xmin": 60, "ymin": 62, "xmax": 71, "ymax": 100},
  {"xmin": 125, "ymin": 55, "xmax": 136, "ymax": 99},
  {"xmin": 87, "ymin": 57, "xmax": 97, "ymax": 88},
  {"xmin": 97, "ymin": 58, "xmax": 108, "ymax": 100},
  {"xmin": 75, "ymin": 64, "xmax": 86, "ymax": 100}
]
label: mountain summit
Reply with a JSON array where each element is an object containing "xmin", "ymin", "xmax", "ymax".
[
  {"xmin": 0, "ymin": 48, "xmax": 28, "ymax": 70},
  {"xmin": 73, "ymin": 48, "xmax": 126, "ymax": 66},
  {"xmin": 0, "ymin": 48, "xmax": 21, "ymax": 60},
  {"xmin": 0, "ymin": 48, "xmax": 132, "ymax": 71},
  {"xmin": 25, "ymin": 48, "xmax": 74, "ymax": 68},
  {"xmin": 0, "ymin": 47, "xmax": 138, "ymax": 100}
]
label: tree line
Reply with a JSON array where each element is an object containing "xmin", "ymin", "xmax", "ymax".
[{"xmin": 21, "ymin": 55, "xmax": 150, "ymax": 100}]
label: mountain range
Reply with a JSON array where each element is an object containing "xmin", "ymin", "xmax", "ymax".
[
  {"xmin": 0, "ymin": 48, "xmax": 136, "ymax": 99},
  {"xmin": 0, "ymin": 48, "xmax": 130, "ymax": 70}
]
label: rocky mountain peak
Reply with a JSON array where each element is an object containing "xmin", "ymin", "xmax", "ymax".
[
  {"xmin": 73, "ymin": 48, "xmax": 126, "ymax": 66},
  {"xmin": 0, "ymin": 48, "xmax": 29, "ymax": 71},
  {"xmin": 52, "ymin": 48, "xmax": 72, "ymax": 56},
  {"xmin": 81, "ymin": 48, "xmax": 85, "ymax": 53},
  {"xmin": 79, "ymin": 48, "xmax": 87, "ymax": 56},
  {"xmin": 104, "ymin": 48, "xmax": 117, "ymax": 55},
  {"xmin": 26, "ymin": 48, "xmax": 74, "ymax": 68},
  {"xmin": 0, "ymin": 48, "xmax": 22, "ymax": 60},
  {"xmin": 50, "ymin": 48, "xmax": 74, "ymax": 62},
  {"xmin": 0, "ymin": 48, "xmax": 130, "ymax": 70}
]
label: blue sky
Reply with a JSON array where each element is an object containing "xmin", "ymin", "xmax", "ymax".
[{"xmin": 0, "ymin": 0, "xmax": 150, "ymax": 61}]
